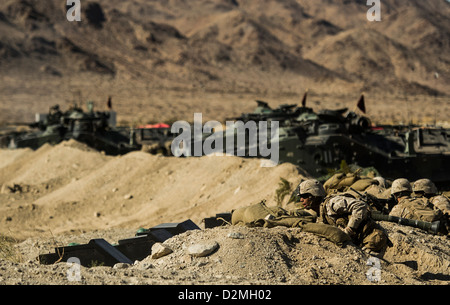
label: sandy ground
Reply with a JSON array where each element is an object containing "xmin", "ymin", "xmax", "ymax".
[{"xmin": 0, "ymin": 140, "xmax": 449, "ymax": 286}]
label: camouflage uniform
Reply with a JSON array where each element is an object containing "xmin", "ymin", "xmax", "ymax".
[
  {"xmin": 291, "ymin": 179, "xmax": 370, "ymax": 232},
  {"xmin": 413, "ymin": 179, "xmax": 450, "ymax": 233},
  {"xmin": 413, "ymin": 178, "xmax": 450, "ymax": 216},
  {"xmin": 320, "ymin": 191, "xmax": 388, "ymax": 253},
  {"xmin": 430, "ymin": 196, "xmax": 450, "ymax": 216},
  {"xmin": 320, "ymin": 193, "xmax": 369, "ymax": 235},
  {"xmin": 390, "ymin": 178, "xmax": 443, "ymax": 223}
]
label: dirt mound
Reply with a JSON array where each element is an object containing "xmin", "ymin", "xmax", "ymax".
[
  {"xmin": 0, "ymin": 140, "xmax": 300, "ymax": 239},
  {"xmin": 3, "ymin": 222, "xmax": 449, "ymax": 285},
  {"xmin": 0, "ymin": 142, "xmax": 449, "ymax": 285},
  {"xmin": 137, "ymin": 225, "xmax": 449, "ymax": 285}
]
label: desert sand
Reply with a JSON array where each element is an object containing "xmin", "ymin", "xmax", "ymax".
[{"xmin": 0, "ymin": 140, "xmax": 449, "ymax": 285}]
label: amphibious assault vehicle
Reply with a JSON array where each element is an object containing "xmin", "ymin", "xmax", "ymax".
[
  {"xmin": 2, "ymin": 98, "xmax": 449, "ymax": 186},
  {"xmin": 217, "ymin": 98, "xmax": 450, "ymax": 187},
  {"xmin": 1, "ymin": 103, "xmax": 141, "ymax": 155}
]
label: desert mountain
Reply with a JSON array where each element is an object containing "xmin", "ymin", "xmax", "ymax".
[
  {"xmin": 0, "ymin": 1, "xmax": 450, "ymax": 286},
  {"xmin": 0, "ymin": 0, "xmax": 448, "ymax": 125}
]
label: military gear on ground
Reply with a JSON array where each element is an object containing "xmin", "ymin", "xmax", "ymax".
[
  {"xmin": 262, "ymin": 219, "xmax": 353, "ymax": 247},
  {"xmin": 300, "ymin": 223, "xmax": 352, "ymax": 247},
  {"xmin": 231, "ymin": 201, "xmax": 353, "ymax": 246},
  {"xmin": 231, "ymin": 200, "xmax": 315, "ymax": 227},
  {"xmin": 231, "ymin": 200, "xmax": 287, "ymax": 226},
  {"xmin": 263, "ymin": 216, "xmax": 311, "ymax": 229},
  {"xmin": 391, "ymin": 178, "xmax": 412, "ymax": 195}
]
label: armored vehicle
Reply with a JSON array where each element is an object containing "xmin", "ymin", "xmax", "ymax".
[
  {"xmin": 213, "ymin": 99, "xmax": 450, "ymax": 187},
  {"xmin": 3, "ymin": 99, "xmax": 449, "ymax": 187},
  {"xmin": 135, "ymin": 123, "xmax": 176, "ymax": 155},
  {"xmin": 3, "ymin": 103, "xmax": 141, "ymax": 155},
  {"xmin": 226, "ymin": 100, "xmax": 309, "ymax": 124},
  {"xmin": 281, "ymin": 109, "xmax": 450, "ymax": 187}
]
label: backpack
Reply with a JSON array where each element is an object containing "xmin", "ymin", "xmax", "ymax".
[{"xmin": 390, "ymin": 197, "xmax": 442, "ymax": 222}]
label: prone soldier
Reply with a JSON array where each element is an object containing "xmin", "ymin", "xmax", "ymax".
[
  {"xmin": 413, "ymin": 178, "xmax": 450, "ymax": 233},
  {"xmin": 389, "ymin": 178, "xmax": 446, "ymax": 234},
  {"xmin": 291, "ymin": 179, "xmax": 388, "ymax": 254},
  {"xmin": 413, "ymin": 178, "xmax": 450, "ymax": 216},
  {"xmin": 286, "ymin": 179, "xmax": 326, "ymax": 220}
]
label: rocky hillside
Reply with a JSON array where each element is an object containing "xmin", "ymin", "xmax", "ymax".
[{"xmin": 0, "ymin": 0, "xmax": 448, "ymax": 125}]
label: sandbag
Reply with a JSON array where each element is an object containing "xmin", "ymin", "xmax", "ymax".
[
  {"xmin": 337, "ymin": 175, "xmax": 358, "ymax": 190},
  {"xmin": 324, "ymin": 172, "xmax": 361, "ymax": 193},
  {"xmin": 232, "ymin": 200, "xmax": 317, "ymax": 228},
  {"xmin": 263, "ymin": 216, "xmax": 315, "ymax": 228},
  {"xmin": 323, "ymin": 173, "xmax": 345, "ymax": 192},
  {"xmin": 300, "ymin": 223, "xmax": 352, "ymax": 247},
  {"xmin": 350, "ymin": 178, "xmax": 377, "ymax": 192},
  {"xmin": 231, "ymin": 201, "xmax": 287, "ymax": 226}
]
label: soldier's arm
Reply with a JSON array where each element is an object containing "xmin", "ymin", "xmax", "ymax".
[{"xmin": 346, "ymin": 198, "xmax": 369, "ymax": 230}]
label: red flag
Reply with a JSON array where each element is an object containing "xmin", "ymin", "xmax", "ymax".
[{"xmin": 357, "ymin": 94, "xmax": 366, "ymax": 113}]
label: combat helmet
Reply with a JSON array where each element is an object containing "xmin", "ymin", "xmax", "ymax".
[
  {"xmin": 298, "ymin": 179, "xmax": 326, "ymax": 198},
  {"xmin": 413, "ymin": 178, "xmax": 438, "ymax": 195},
  {"xmin": 391, "ymin": 178, "xmax": 412, "ymax": 195},
  {"xmin": 372, "ymin": 176, "xmax": 387, "ymax": 188}
]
